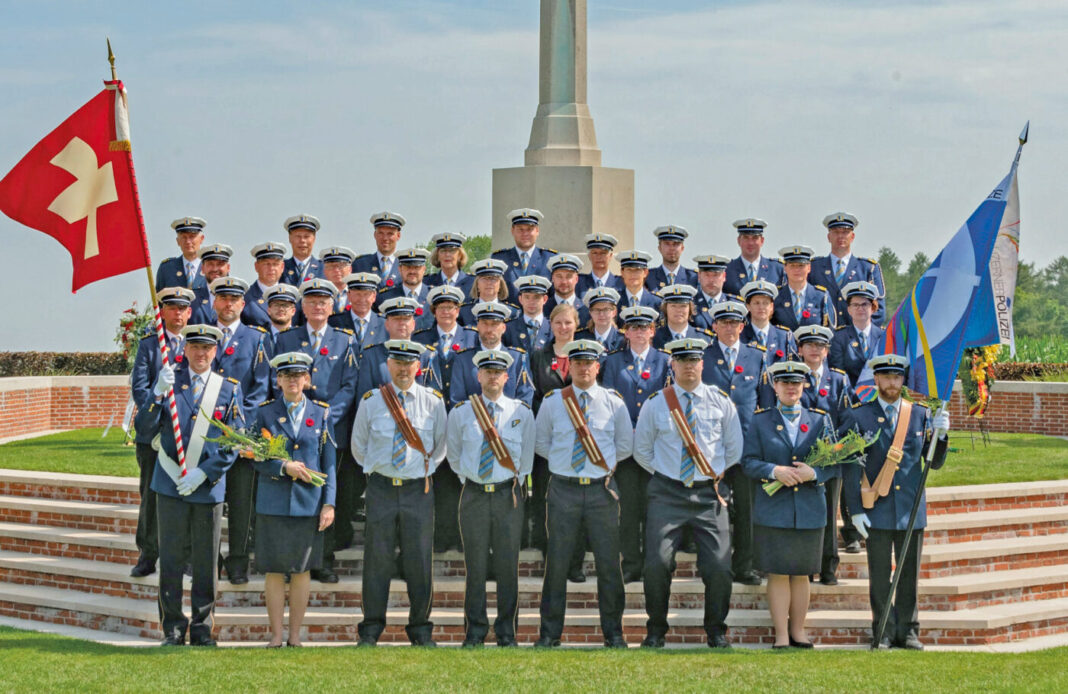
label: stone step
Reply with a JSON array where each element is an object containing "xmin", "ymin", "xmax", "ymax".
[
  {"xmin": 2, "ymin": 550, "xmax": 1065, "ymax": 614},
  {"xmin": 3, "ymin": 581, "xmax": 1067, "ymax": 646},
  {"xmin": 0, "ymin": 494, "xmax": 236, "ymax": 537},
  {"xmin": 837, "ymin": 535, "xmax": 1068, "ymax": 579},
  {"xmin": 923, "ymin": 506, "xmax": 1068, "ymax": 545},
  {"xmin": 0, "ymin": 469, "xmax": 139, "ymax": 505}
]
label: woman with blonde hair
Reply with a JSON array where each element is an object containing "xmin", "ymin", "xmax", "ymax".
[
  {"xmin": 425, "ymin": 232, "xmax": 473, "ymax": 295},
  {"xmin": 459, "ymin": 258, "xmax": 516, "ymax": 326}
]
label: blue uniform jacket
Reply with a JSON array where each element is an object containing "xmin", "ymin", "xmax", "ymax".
[
  {"xmin": 375, "ymin": 284, "xmax": 435, "ymax": 332},
  {"xmin": 282, "ymin": 256, "xmax": 325, "ymax": 286},
  {"xmin": 693, "ymin": 292, "xmax": 740, "ymax": 331},
  {"xmin": 148, "ymin": 366, "xmax": 243, "ymax": 504},
  {"xmin": 447, "ymin": 345, "xmax": 534, "ymax": 411},
  {"xmin": 829, "ymin": 323, "xmax": 885, "ymax": 387},
  {"xmin": 742, "ymin": 407, "xmax": 839, "ymax": 530},
  {"xmin": 741, "ymin": 323, "xmax": 797, "ymax": 366},
  {"xmin": 809, "ymin": 254, "xmax": 886, "ymax": 326},
  {"xmin": 839, "ymin": 400, "xmax": 948, "ymax": 530},
  {"xmin": 351, "ymin": 253, "xmax": 402, "ymax": 290},
  {"xmin": 542, "ymin": 296, "xmax": 590, "ymax": 326},
  {"xmin": 772, "ymin": 283, "xmax": 837, "ymax": 331},
  {"xmin": 576, "ymin": 326, "xmax": 625, "ymax": 353},
  {"xmin": 645, "ymin": 265, "xmax": 699, "ymax": 292},
  {"xmin": 212, "ymin": 324, "xmax": 270, "ymax": 417},
  {"xmin": 241, "ymin": 283, "xmax": 273, "ymax": 329},
  {"xmin": 328, "ymin": 311, "xmax": 385, "ymax": 361},
  {"xmin": 723, "ymin": 256, "xmax": 785, "ymax": 296},
  {"xmin": 189, "ymin": 285, "xmax": 217, "ymax": 325},
  {"xmin": 272, "ymin": 326, "xmax": 358, "ymax": 438},
  {"xmin": 503, "ymin": 315, "xmax": 553, "ymax": 353},
  {"xmin": 491, "ymin": 246, "xmax": 556, "ymax": 295},
  {"xmin": 155, "ymin": 256, "xmax": 206, "ymax": 292},
  {"xmin": 701, "ymin": 341, "xmax": 772, "ymax": 434},
  {"xmin": 599, "ymin": 347, "xmax": 671, "ymax": 425},
  {"xmin": 800, "ymin": 367, "xmax": 851, "ymax": 427},
  {"xmin": 131, "ymin": 333, "xmax": 184, "ymax": 444},
  {"xmin": 425, "ymin": 270, "xmax": 475, "ymax": 296},
  {"xmin": 413, "ymin": 325, "xmax": 479, "ymax": 405},
  {"xmin": 615, "ymin": 290, "xmax": 663, "ymax": 314},
  {"xmin": 576, "ymin": 272, "xmax": 625, "ymax": 298},
  {"xmin": 251, "ymin": 398, "xmax": 337, "ymax": 516},
  {"xmin": 652, "ymin": 324, "xmax": 712, "ymax": 351},
  {"xmin": 354, "ymin": 341, "xmax": 440, "ymax": 408}
]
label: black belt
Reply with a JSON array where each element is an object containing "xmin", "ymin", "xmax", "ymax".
[
  {"xmin": 653, "ymin": 471, "xmax": 720, "ymax": 489},
  {"xmin": 551, "ymin": 473, "xmax": 610, "ymax": 486},
  {"xmin": 463, "ymin": 479, "xmax": 519, "ymax": 493},
  {"xmin": 370, "ymin": 472, "xmax": 423, "ymax": 488}
]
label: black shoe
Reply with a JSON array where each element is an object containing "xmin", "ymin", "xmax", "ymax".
[
  {"xmin": 708, "ymin": 634, "xmax": 731, "ymax": 649},
  {"xmin": 228, "ymin": 569, "xmax": 249, "ymax": 585},
  {"xmin": 789, "ymin": 637, "xmax": 814, "ymax": 649},
  {"xmin": 189, "ymin": 637, "xmax": 217, "ymax": 647},
  {"xmin": 130, "ymin": 558, "xmax": 156, "ymax": 578},
  {"xmin": 412, "ymin": 638, "xmax": 437, "ymax": 648},
  {"xmin": 461, "ymin": 638, "xmax": 483, "ymax": 649},
  {"xmin": 640, "ymin": 636, "xmax": 665, "ymax": 649},
  {"xmin": 902, "ymin": 634, "xmax": 924, "ymax": 651},
  {"xmin": 568, "ymin": 569, "xmax": 586, "ymax": 583},
  {"xmin": 534, "ymin": 637, "xmax": 561, "ymax": 649},
  {"xmin": 872, "ymin": 636, "xmax": 892, "ymax": 650},
  {"xmin": 734, "ymin": 570, "xmax": 762, "ymax": 586},
  {"xmin": 160, "ymin": 635, "xmax": 184, "ymax": 646},
  {"xmin": 772, "ymin": 644, "xmax": 791, "ymax": 650},
  {"xmin": 496, "ymin": 636, "xmax": 519, "ymax": 648},
  {"xmin": 604, "ymin": 637, "xmax": 629, "ymax": 649},
  {"xmin": 680, "ymin": 540, "xmax": 697, "ymax": 554},
  {"xmin": 819, "ymin": 573, "xmax": 839, "ymax": 586},
  {"xmin": 285, "ymin": 641, "xmax": 302, "ymax": 647},
  {"xmin": 622, "ymin": 570, "xmax": 643, "ymax": 584},
  {"xmin": 313, "ymin": 567, "xmax": 339, "ymax": 583},
  {"xmin": 844, "ymin": 540, "xmax": 862, "ymax": 554},
  {"xmin": 357, "ymin": 638, "xmax": 377, "ymax": 648}
]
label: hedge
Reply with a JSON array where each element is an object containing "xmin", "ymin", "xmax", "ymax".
[{"xmin": 0, "ymin": 352, "xmax": 129, "ymax": 377}]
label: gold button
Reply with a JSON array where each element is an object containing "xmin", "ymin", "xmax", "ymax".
[
  {"xmin": 294, "ymin": 444, "xmax": 300, "ymax": 449},
  {"xmin": 895, "ymin": 485, "xmax": 901, "ymax": 491},
  {"xmin": 793, "ymin": 488, "xmax": 799, "ymax": 492}
]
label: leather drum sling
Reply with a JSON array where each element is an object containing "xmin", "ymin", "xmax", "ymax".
[
  {"xmin": 381, "ymin": 383, "xmax": 432, "ymax": 493},
  {"xmin": 469, "ymin": 394, "xmax": 521, "ymax": 507},
  {"xmin": 861, "ymin": 399, "xmax": 913, "ymax": 510},
  {"xmin": 662, "ymin": 387, "xmax": 727, "ymax": 505},
  {"xmin": 560, "ymin": 386, "xmax": 617, "ymax": 499}
]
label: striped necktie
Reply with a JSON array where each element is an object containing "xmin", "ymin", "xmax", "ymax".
[
  {"xmin": 527, "ymin": 319, "xmax": 538, "ymax": 350},
  {"xmin": 381, "ymin": 257, "xmax": 392, "ymax": 277},
  {"xmin": 667, "ymin": 271, "xmax": 675, "ymax": 286},
  {"xmin": 634, "ymin": 354, "xmax": 644, "ymax": 376},
  {"xmin": 477, "ymin": 401, "xmax": 497, "ymax": 480},
  {"xmin": 746, "ymin": 263, "xmax": 756, "ymax": 282},
  {"xmin": 520, "ymin": 251, "xmax": 530, "ymax": 272},
  {"xmin": 755, "ymin": 331, "xmax": 765, "ymax": 348},
  {"xmin": 778, "ymin": 404, "xmax": 801, "ymax": 422},
  {"xmin": 168, "ymin": 337, "xmax": 179, "ymax": 357},
  {"xmin": 186, "ymin": 262, "xmax": 196, "ymax": 288},
  {"xmin": 221, "ymin": 326, "xmax": 232, "ymax": 351},
  {"xmin": 191, "ymin": 374, "xmax": 204, "ymax": 403},
  {"xmin": 390, "ymin": 392, "xmax": 407, "ymax": 469},
  {"xmin": 725, "ymin": 347, "xmax": 736, "ymax": 371},
  {"xmin": 356, "ymin": 317, "xmax": 366, "ymax": 341},
  {"xmin": 441, "ymin": 331, "xmax": 453, "ymax": 361},
  {"xmin": 287, "ymin": 400, "xmax": 301, "ymax": 431},
  {"xmin": 629, "ymin": 294, "xmax": 638, "ymax": 308},
  {"xmin": 570, "ymin": 391, "xmax": 589, "ymax": 472},
  {"xmin": 834, "ymin": 258, "xmax": 847, "ymax": 284},
  {"xmin": 312, "ymin": 330, "xmax": 323, "ymax": 352},
  {"xmin": 885, "ymin": 403, "xmax": 897, "ymax": 429},
  {"xmin": 680, "ymin": 391, "xmax": 696, "ymax": 485},
  {"xmin": 793, "ymin": 291, "xmax": 803, "ymax": 322},
  {"xmin": 859, "ymin": 331, "xmax": 868, "ymax": 355}
]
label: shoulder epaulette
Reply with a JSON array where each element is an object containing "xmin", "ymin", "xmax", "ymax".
[
  {"xmin": 163, "ymin": 256, "xmax": 176, "ymax": 263},
  {"xmin": 227, "ymin": 377, "xmax": 240, "ymax": 385},
  {"xmin": 430, "ymin": 389, "xmax": 444, "ymax": 399},
  {"xmin": 425, "ymin": 344, "xmax": 436, "ymax": 352},
  {"xmin": 516, "ymin": 400, "xmax": 531, "ymax": 409},
  {"xmin": 851, "ymin": 400, "xmax": 866, "ymax": 409},
  {"xmin": 814, "ymin": 284, "xmax": 828, "ymax": 292},
  {"xmin": 913, "ymin": 401, "xmax": 930, "ymax": 412},
  {"xmin": 835, "ymin": 325, "xmax": 849, "ymax": 331},
  {"xmin": 313, "ymin": 399, "xmax": 329, "ymax": 408},
  {"xmin": 544, "ymin": 389, "xmax": 557, "ymax": 399},
  {"xmin": 752, "ymin": 344, "xmax": 767, "ymax": 352},
  {"xmin": 544, "ymin": 247, "xmax": 558, "ymax": 254},
  {"xmin": 647, "ymin": 390, "xmax": 662, "ymax": 401},
  {"xmin": 455, "ymin": 399, "xmax": 469, "ymax": 409},
  {"xmin": 716, "ymin": 386, "xmax": 730, "ymax": 398},
  {"xmin": 810, "ymin": 407, "xmax": 828, "ymax": 415},
  {"xmin": 512, "ymin": 346, "xmax": 527, "ymax": 354},
  {"xmin": 830, "ymin": 367, "xmax": 846, "ymax": 375},
  {"xmin": 362, "ymin": 390, "xmax": 376, "ymax": 401},
  {"xmin": 772, "ymin": 324, "xmax": 791, "ymax": 332},
  {"xmin": 458, "ymin": 346, "xmax": 476, "ymax": 353},
  {"xmin": 336, "ymin": 327, "xmax": 355, "ymax": 336},
  {"xmin": 492, "ymin": 248, "xmax": 510, "ymax": 255},
  {"xmin": 460, "ymin": 325, "xmax": 478, "ymax": 332},
  {"xmin": 699, "ymin": 328, "xmax": 715, "ymax": 337},
  {"xmin": 753, "ymin": 407, "xmax": 768, "ymax": 414},
  {"xmin": 607, "ymin": 388, "xmax": 624, "ymax": 400},
  {"xmin": 866, "ymin": 257, "xmax": 879, "ymax": 265},
  {"xmin": 606, "ymin": 347, "xmax": 625, "ymax": 355},
  {"xmin": 258, "ymin": 399, "xmax": 276, "ymax": 407}
]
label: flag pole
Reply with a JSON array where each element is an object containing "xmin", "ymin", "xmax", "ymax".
[{"xmin": 107, "ymin": 38, "xmax": 188, "ymax": 477}]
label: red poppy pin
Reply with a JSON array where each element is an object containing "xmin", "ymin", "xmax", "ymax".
[
  {"xmin": 734, "ymin": 365, "xmax": 744, "ymax": 373},
  {"xmin": 224, "ymin": 346, "xmax": 235, "ymax": 356},
  {"xmin": 305, "ymin": 417, "xmax": 315, "ymax": 427},
  {"xmin": 416, "ymin": 367, "xmax": 423, "ymax": 377},
  {"xmin": 174, "ymin": 355, "xmax": 184, "ymax": 363},
  {"xmin": 799, "ymin": 423, "xmax": 809, "ymax": 432},
  {"xmin": 385, "ymin": 278, "xmax": 394, "ymax": 287},
  {"xmin": 551, "ymin": 359, "xmax": 559, "ymax": 371},
  {"xmin": 452, "ymin": 343, "xmax": 461, "ymax": 352},
  {"xmin": 415, "ymin": 307, "xmax": 424, "ymax": 316},
  {"xmin": 345, "ymin": 304, "xmax": 351, "ymax": 312},
  {"xmin": 320, "ymin": 347, "xmax": 329, "ymax": 355},
  {"xmin": 802, "ymin": 309, "xmax": 811, "ymax": 319},
  {"xmin": 775, "ymin": 349, "xmax": 784, "ymax": 358},
  {"xmin": 641, "ymin": 370, "xmax": 650, "ymax": 380},
  {"xmin": 818, "ymin": 388, "xmax": 828, "ymax": 397}
]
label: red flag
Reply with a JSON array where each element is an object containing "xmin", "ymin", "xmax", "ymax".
[{"xmin": 0, "ymin": 81, "xmax": 150, "ymax": 291}]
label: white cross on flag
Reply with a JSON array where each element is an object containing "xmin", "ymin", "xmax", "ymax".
[{"xmin": 0, "ymin": 80, "xmax": 149, "ymax": 291}]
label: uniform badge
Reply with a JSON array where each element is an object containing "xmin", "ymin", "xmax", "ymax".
[
  {"xmin": 717, "ymin": 359, "xmax": 724, "ymax": 365},
  {"xmin": 181, "ymin": 384, "xmax": 188, "ymax": 390},
  {"xmin": 278, "ymin": 417, "xmax": 286, "ymax": 423},
  {"xmin": 258, "ymin": 299, "xmax": 264, "ymax": 304},
  {"xmin": 177, "ymin": 270, "xmax": 183, "ymax": 277},
  {"xmin": 627, "ymin": 365, "xmax": 634, "ymax": 370},
  {"xmin": 511, "ymin": 418, "xmax": 520, "ymax": 428},
  {"xmin": 851, "ymin": 341, "xmax": 859, "ymax": 348},
  {"xmin": 513, "ymin": 261, "xmax": 519, "ymax": 267},
  {"xmin": 824, "ymin": 269, "xmax": 831, "ymax": 274},
  {"xmin": 301, "ymin": 341, "xmax": 309, "ymax": 347},
  {"xmin": 784, "ymin": 301, "xmax": 791, "ymax": 307},
  {"xmin": 877, "ymin": 417, "xmax": 886, "ymax": 423},
  {"xmin": 776, "ymin": 425, "xmax": 784, "ymax": 431},
  {"xmin": 519, "ymin": 333, "xmax": 527, "ymax": 339}
]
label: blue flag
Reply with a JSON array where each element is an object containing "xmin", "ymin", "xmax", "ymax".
[{"xmin": 883, "ymin": 142, "xmax": 1024, "ymax": 400}]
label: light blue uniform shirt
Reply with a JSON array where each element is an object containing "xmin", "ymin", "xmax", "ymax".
[
  {"xmin": 534, "ymin": 384, "xmax": 633, "ymax": 478},
  {"xmin": 350, "ymin": 382, "xmax": 447, "ymax": 478},
  {"xmin": 633, "ymin": 383, "xmax": 744, "ymax": 480},
  {"xmin": 446, "ymin": 394, "xmax": 536, "ymax": 484}
]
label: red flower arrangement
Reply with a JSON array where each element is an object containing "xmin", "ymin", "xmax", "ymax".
[
  {"xmin": 320, "ymin": 347, "xmax": 329, "ymax": 355},
  {"xmin": 802, "ymin": 310, "xmax": 811, "ymax": 319},
  {"xmin": 799, "ymin": 423, "xmax": 809, "ymax": 433},
  {"xmin": 734, "ymin": 365, "xmax": 744, "ymax": 373}
]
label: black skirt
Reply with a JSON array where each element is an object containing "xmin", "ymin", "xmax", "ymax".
[
  {"xmin": 753, "ymin": 525, "xmax": 823, "ymax": 576},
  {"xmin": 254, "ymin": 513, "xmax": 324, "ymax": 574}
]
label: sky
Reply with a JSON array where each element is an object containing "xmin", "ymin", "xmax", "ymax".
[{"xmin": 0, "ymin": 0, "xmax": 1064, "ymax": 351}]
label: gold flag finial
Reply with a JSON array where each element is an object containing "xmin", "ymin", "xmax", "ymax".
[{"xmin": 107, "ymin": 37, "xmax": 117, "ymax": 80}]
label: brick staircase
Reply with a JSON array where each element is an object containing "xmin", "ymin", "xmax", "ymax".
[{"xmin": 1, "ymin": 468, "xmax": 1066, "ymax": 648}]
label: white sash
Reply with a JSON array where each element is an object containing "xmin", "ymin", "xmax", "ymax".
[{"xmin": 157, "ymin": 372, "xmax": 225, "ymax": 484}]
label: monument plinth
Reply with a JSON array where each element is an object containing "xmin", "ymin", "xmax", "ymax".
[{"xmin": 492, "ymin": 0, "xmax": 634, "ymax": 258}]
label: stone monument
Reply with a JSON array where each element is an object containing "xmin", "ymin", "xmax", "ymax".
[{"xmin": 492, "ymin": 0, "xmax": 635, "ymax": 257}]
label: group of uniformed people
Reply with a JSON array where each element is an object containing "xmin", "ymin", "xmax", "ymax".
[{"xmin": 129, "ymin": 207, "xmax": 949, "ymax": 650}]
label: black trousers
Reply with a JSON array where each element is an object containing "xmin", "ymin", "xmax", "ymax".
[
  {"xmin": 156, "ymin": 494, "xmax": 222, "ymax": 643},
  {"xmin": 615, "ymin": 457, "xmax": 650, "ymax": 577},
  {"xmin": 134, "ymin": 443, "xmax": 159, "ymax": 562},
  {"xmin": 459, "ymin": 480, "xmax": 524, "ymax": 642},
  {"xmin": 223, "ymin": 460, "xmax": 256, "ymax": 575},
  {"xmin": 839, "ymin": 486, "xmax": 861, "ymax": 544},
  {"xmin": 523, "ymin": 455, "xmax": 549, "ymax": 551},
  {"xmin": 539, "ymin": 475, "xmax": 624, "ymax": 642},
  {"xmin": 866, "ymin": 528, "xmax": 924, "ymax": 643},
  {"xmin": 821, "ymin": 477, "xmax": 843, "ymax": 577},
  {"xmin": 433, "ymin": 463, "xmax": 464, "ymax": 551},
  {"xmin": 359, "ymin": 473, "xmax": 435, "ymax": 644},
  {"xmin": 644, "ymin": 473, "xmax": 733, "ymax": 639},
  {"xmin": 726, "ymin": 464, "xmax": 754, "ymax": 575},
  {"xmin": 326, "ymin": 449, "xmax": 362, "ymax": 561}
]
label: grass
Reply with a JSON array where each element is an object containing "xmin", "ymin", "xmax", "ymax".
[
  {"xmin": 997, "ymin": 335, "xmax": 1068, "ymax": 364},
  {"xmin": 0, "ymin": 627, "xmax": 1065, "ymax": 693},
  {"xmin": 0, "ymin": 428, "xmax": 1066, "ymax": 487}
]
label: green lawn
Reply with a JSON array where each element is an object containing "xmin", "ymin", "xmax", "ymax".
[
  {"xmin": 1, "ymin": 627, "xmax": 1065, "ymax": 693},
  {"xmin": 0, "ymin": 427, "xmax": 1066, "ymax": 487}
]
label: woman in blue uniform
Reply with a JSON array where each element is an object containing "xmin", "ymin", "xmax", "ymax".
[
  {"xmin": 250, "ymin": 351, "xmax": 337, "ymax": 647},
  {"xmin": 742, "ymin": 361, "xmax": 838, "ymax": 649}
]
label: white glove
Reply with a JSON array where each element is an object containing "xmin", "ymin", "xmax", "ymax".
[
  {"xmin": 851, "ymin": 512, "xmax": 871, "ymax": 540},
  {"xmin": 176, "ymin": 468, "xmax": 207, "ymax": 496},
  {"xmin": 932, "ymin": 411, "xmax": 950, "ymax": 432},
  {"xmin": 153, "ymin": 363, "xmax": 176, "ymax": 398}
]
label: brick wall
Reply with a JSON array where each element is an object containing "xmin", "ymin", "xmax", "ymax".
[
  {"xmin": 0, "ymin": 376, "xmax": 129, "ymax": 440},
  {"xmin": 944, "ymin": 381, "xmax": 1068, "ymax": 436}
]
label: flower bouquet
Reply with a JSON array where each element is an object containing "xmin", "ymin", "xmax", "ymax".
[
  {"xmin": 202, "ymin": 412, "xmax": 327, "ymax": 486},
  {"xmin": 762, "ymin": 429, "xmax": 880, "ymax": 496}
]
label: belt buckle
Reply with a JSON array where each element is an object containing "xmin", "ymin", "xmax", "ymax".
[
  {"xmin": 391, "ymin": 477, "xmax": 403, "ymax": 487},
  {"xmin": 483, "ymin": 483, "xmax": 495, "ymax": 493},
  {"xmin": 579, "ymin": 477, "xmax": 591, "ymax": 485}
]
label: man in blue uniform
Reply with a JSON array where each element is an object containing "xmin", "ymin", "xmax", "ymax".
[
  {"xmin": 376, "ymin": 248, "xmax": 434, "ymax": 331},
  {"xmin": 829, "ymin": 281, "xmax": 885, "ymax": 388},
  {"xmin": 352, "ymin": 211, "xmax": 406, "ymax": 290},
  {"xmin": 491, "ymin": 208, "xmax": 556, "ymax": 294},
  {"xmin": 543, "ymin": 253, "xmax": 590, "ymax": 326},
  {"xmin": 809, "ymin": 213, "xmax": 886, "ymax": 326},
  {"xmin": 616, "ymin": 251, "xmax": 663, "ymax": 313},
  {"xmin": 155, "ymin": 217, "xmax": 207, "ymax": 291},
  {"xmin": 503, "ymin": 275, "xmax": 553, "ymax": 352},
  {"xmin": 189, "ymin": 243, "xmax": 232, "ymax": 325},
  {"xmin": 282, "ymin": 214, "xmax": 324, "ymax": 286},
  {"xmin": 355, "ymin": 297, "xmax": 440, "ymax": 404},
  {"xmin": 692, "ymin": 254, "xmax": 738, "ymax": 332},
  {"xmin": 129, "ymin": 287, "xmax": 193, "ymax": 578},
  {"xmin": 144, "ymin": 324, "xmax": 243, "ymax": 646},
  {"xmin": 328, "ymin": 272, "xmax": 384, "ymax": 360},
  {"xmin": 601, "ymin": 305, "xmax": 670, "ymax": 582},
  {"xmin": 242, "ymin": 242, "xmax": 288, "ymax": 329},
  {"xmin": 739, "ymin": 280, "xmax": 796, "ymax": 367},
  {"xmin": 840, "ymin": 354, "xmax": 949, "ymax": 650},
  {"xmin": 318, "ymin": 246, "xmax": 356, "ymax": 315},
  {"xmin": 646, "ymin": 225, "xmax": 698, "ymax": 292},
  {"xmin": 634, "ymin": 337, "xmax": 744, "ymax": 649},
  {"xmin": 533, "ymin": 340, "xmax": 633, "ymax": 649},
  {"xmin": 351, "ymin": 340, "xmax": 448, "ymax": 647},
  {"xmin": 576, "ymin": 233, "xmax": 624, "ymax": 296},
  {"xmin": 772, "ymin": 245, "xmax": 836, "ymax": 331},
  {"xmin": 449, "ymin": 301, "xmax": 534, "ymax": 410},
  {"xmin": 723, "ymin": 218, "xmax": 785, "ymax": 296},
  {"xmin": 207, "ymin": 276, "xmax": 270, "ymax": 584},
  {"xmin": 262, "ymin": 285, "xmax": 299, "ymax": 345}
]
